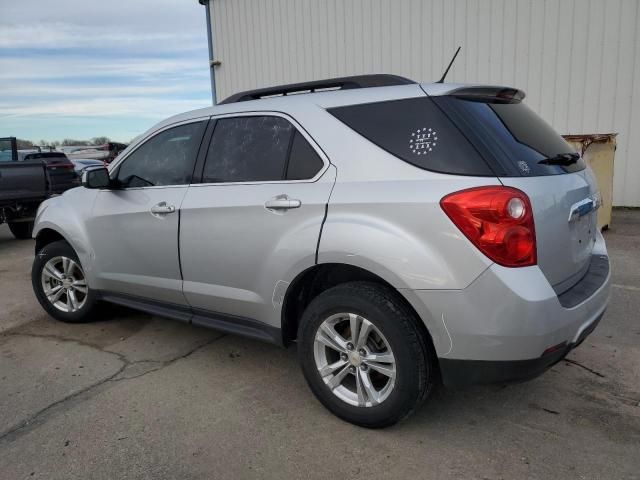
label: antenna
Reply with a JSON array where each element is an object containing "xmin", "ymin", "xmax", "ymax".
[{"xmin": 436, "ymin": 46, "xmax": 461, "ymax": 83}]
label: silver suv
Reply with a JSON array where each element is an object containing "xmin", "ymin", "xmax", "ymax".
[{"xmin": 31, "ymin": 75, "xmax": 611, "ymax": 427}]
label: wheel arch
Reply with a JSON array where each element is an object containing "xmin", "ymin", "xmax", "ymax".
[
  {"xmin": 34, "ymin": 227, "xmax": 69, "ymax": 254},
  {"xmin": 281, "ymin": 262, "xmax": 439, "ymax": 364},
  {"xmin": 33, "ymin": 219, "xmax": 96, "ymax": 287}
]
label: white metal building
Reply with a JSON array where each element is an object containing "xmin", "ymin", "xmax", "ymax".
[{"xmin": 201, "ymin": 0, "xmax": 640, "ymax": 206}]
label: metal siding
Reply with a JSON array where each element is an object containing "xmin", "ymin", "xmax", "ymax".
[{"xmin": 209, "ymin": 0, "xmax": 640, "ymax": 206}]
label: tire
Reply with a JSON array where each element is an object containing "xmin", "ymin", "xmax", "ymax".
[
  {"xmin": 8, "ymin": 221, "xmax": 34, "ymax": 240},
  {"xmin": 297, "ymin": 281, "xmax": 436, "ymax": 428},
  {"xmin": 32, "ymin": 240, "xmax": 98, "ymax": 323}
]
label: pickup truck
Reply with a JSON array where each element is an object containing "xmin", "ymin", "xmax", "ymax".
[{"xmin": 0, "ymin": 137, "xmax": 77, "ymax": 239}]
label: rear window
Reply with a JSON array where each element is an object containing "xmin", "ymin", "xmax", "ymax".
[
  {"xmin": 328, "ymin": 97, "xmax": 493, "ymax": 176},
  {"xmin": 23, "ymin": 152, "xmax": 68, "ymax": 161},
  {"xmin": 0, "ymin": 138, "xmax": 16, "ymax": 162},
  {"xmin": 432, "ymin": 96, "xmax": 585, "ymax": 176}
]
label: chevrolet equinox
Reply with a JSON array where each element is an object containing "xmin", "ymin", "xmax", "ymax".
[{"xmin": 31, "ymin": 75, "xmax": 611, "ymax": 427}]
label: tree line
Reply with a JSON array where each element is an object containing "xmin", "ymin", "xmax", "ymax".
[{"xmin": 16, "ymin": 137, "xmax": 112, "ymax": 149}]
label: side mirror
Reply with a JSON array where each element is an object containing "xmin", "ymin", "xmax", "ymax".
[{"xmin": 82, "ymin": 166, "xmax": 111, "ymax": 189}]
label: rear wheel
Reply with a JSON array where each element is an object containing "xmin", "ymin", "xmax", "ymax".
[
  {"xmin": 298, "ymin": 281, "xmax": 435, "ymax": 428},
  {"xmin": 32, "ymin": 240, "xmax": 97, "ymax": 323},
  {"xmin": 8, "ymin": 221, "xmax": 34, "ymax": 240}
]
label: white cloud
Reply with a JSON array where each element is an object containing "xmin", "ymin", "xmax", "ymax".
[
  {"xmin": 0, "ymin": 0, "xmax": 211, "ymax": 140},
  {"xmin": 0, "ymin": 96, "xmax": 208, "ymax": 119},
  {"xmin": 0, "ymin": 23, "xmax": 203, "ymax": 52},
  {"xmin": 1, "ymin": 0, "xmax": 206, "ymax": 37},
  {"xmin": 1, "ymin": 82, "xmax": 198, "ymax": 98},
  {"xmin": 0, "ymin": 55, "xmax": 208, "ymax": 81}
]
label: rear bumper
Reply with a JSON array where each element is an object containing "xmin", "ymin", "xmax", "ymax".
[
  {"xmin": 404, "ymin": 231, "xmax": 611, "ymax": 387},
  {"xmin": 439, "ymin": 309, "xmax": 604, "ymax": 387}
]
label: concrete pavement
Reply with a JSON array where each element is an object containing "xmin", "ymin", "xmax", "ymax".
[{"xmin": 1, "ymin": 210, "xmax": 639, "ymax": 479}]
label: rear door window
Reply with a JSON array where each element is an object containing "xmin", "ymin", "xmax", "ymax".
[
  {"xmin": 203, "ymin": 116, "xmax": 293, "ymax": 183},
  {"xmin": 432, "ymin": 96, "xmax": 584, "ymax": 176},
  {"xmin": 328, "ymin": 97, "xmax": 493, "ymax": 176}
]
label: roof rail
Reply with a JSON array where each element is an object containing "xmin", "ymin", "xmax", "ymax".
[{"xmin": 218, "ymin": 74, "xmax": 416, "ymax": 104}]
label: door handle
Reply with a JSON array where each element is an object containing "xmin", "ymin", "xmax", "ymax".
[
  {"xmin": 265, "ymin": 195, "xmax": 301, "ymax": 210},
  {"xmin": 150, "ymin": 202, "xmax": 176, "ymax": 215}
]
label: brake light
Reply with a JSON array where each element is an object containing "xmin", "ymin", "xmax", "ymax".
[
  {"xmin": 46, "ymin": 163, "xmax": 74, "ymax": 170},
  {"xmin": 440, "ymin": 186, "xmax": 536, "ymax": 267}
]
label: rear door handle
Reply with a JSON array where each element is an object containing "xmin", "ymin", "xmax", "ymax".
[
  {"xmin": 265, "ymin": 195, "xmax": 301, "ymax": 210},
  {"xmin": 150, "ymin": 202, "xmax": 176, "ymax": 215}
]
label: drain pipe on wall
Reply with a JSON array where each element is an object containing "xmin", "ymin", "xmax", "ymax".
[{"xmin": 199, "ymin": 0, "xmax": 218, "ymax": 104}]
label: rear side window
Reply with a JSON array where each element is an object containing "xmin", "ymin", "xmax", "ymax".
[
  {"xmin": 203, "ymin": 116, "xmax": 293, "ymax": 183},
  {"xmin": 328, "ymin": 97, "xmax": 493, "ymax": 176},
  {"xmin": 286, "ymin": 132, "xmax": 324, "ymax": 180},
  {"xmin": 432, "ymin": 96, "xmax": 584, "ymax": 176}
]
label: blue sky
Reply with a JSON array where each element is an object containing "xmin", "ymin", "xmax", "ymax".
[{"xmin": 0, "ymin": 0, "xmax": 212, "ymax": 143}]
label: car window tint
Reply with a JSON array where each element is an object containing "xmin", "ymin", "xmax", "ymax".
[
  {"xmin": 117, "ymin": 121, "xmax": 205, "ymax": 187},
  {"xmin": 433, "ymin": 96, "xmax": 584, "ymax": 176},
  {"xmin": 286, "ymin": 132, "xmax": 324, "ymax": 180},
  {"xmin": 328, "ymin": 97, "xmax": 494, "ymax": 176},
  {"xmin": 203, "ymin": 116, "xmax": 293, "ymax": 183}
]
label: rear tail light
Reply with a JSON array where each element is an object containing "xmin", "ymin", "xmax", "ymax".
[
  {"xmin": 46, "ymin": 163, "xmax": 75, "ymax": 170},
  {"xmin": 440, "ymin": 186, "xmax": 536, "ymax": 267}
]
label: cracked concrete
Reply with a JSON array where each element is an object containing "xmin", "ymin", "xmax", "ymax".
[
  {"xmin": 563, "ymin": 358, "xmax": 606, "ymax": 378},
  {"xmin": 0, "ymin": 334, "xmax": 124, "ymax": 438},
  {"xmin": 0, "ymin": 211, "xmax": 639, "ymax": 479},
  {"xmin": 0, "ymin": 320, "xmax": 223, "ymax": 443}
]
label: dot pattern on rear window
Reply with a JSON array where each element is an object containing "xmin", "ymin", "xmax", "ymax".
[{"xmin": 409, "ymin": 128, "xmax": 438, "ymax": 156}]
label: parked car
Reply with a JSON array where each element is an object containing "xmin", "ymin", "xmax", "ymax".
[
  {"xmin": 1, "ymin": 137, "xmax": 48, "ymax": 239},
  {"xmin": 65, "ymin": 142, "xmax": 127, "ymax": 163},
  {"xmin": 69, "ymin": 158, "xmax": 105, "ymax": 176},
  {"xmin": 30, "ymin": 75, "xmax": 611, "ymax": 427},
  {"xmin": 18, "ymin": 151, "xmax": 78, "ymax": 194}
]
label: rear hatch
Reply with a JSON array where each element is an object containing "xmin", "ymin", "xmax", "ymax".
[{"xmin": 432, "ymin": 88, "xmax": 598, "ymax": 293}]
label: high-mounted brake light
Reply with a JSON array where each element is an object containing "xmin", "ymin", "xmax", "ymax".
[{"xmin": 440, "ymin": 186, "xmax": 536, "ymax": 267}]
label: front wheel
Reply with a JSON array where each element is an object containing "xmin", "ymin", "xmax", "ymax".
[
  {"xmin": 32, "ymin": 240, "xmax": 98, "ymax": 323},
  {"xmin": 297, "ymin": 281, "xmax": 436, "ymax": 428},
  {"xmin": 8, "ymin": 221, "xmax": 34, "ymax": 240}
]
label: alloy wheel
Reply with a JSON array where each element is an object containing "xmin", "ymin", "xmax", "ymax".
[
  {"xmin": 40, "ymin": 256, "xmax": 88, "ymax": 313},
  {"xmin": 313, "ymin": 312, "xmax": 396, "ymax": 407}
]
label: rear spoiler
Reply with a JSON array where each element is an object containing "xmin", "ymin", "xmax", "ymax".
[{"xmin": 448, "ymin": 86, "xmax": 526, "ymax": 104}]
